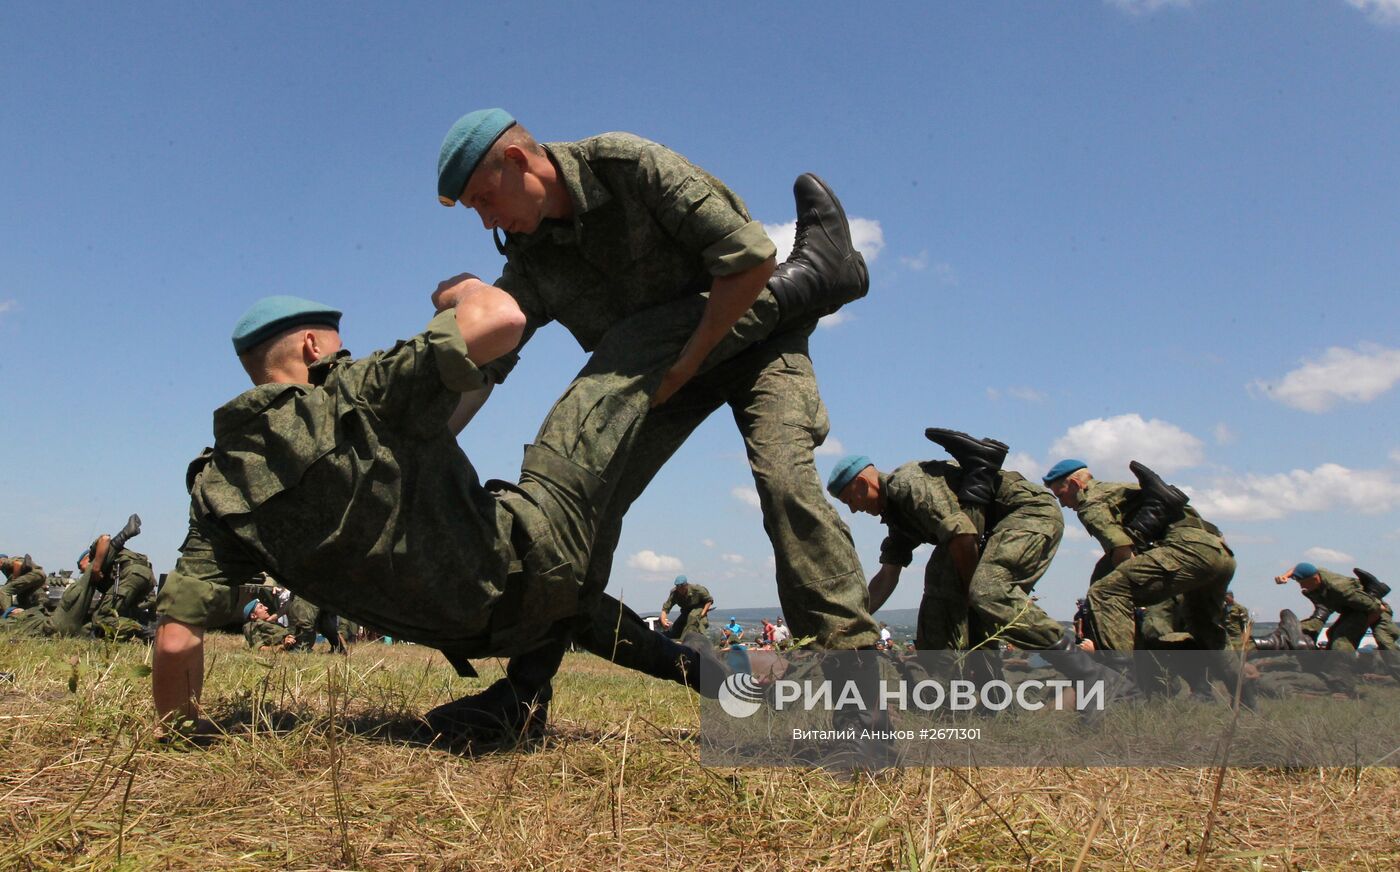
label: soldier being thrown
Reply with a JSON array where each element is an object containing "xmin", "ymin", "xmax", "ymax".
[{"xmin": 151, "ymin": 188, "xmax": 863, "ymax": 736}]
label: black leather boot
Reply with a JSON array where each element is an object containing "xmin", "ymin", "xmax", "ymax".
[
  {"xmin": 767, "ymin": 173, "xmax": 869, "ymax": 329},
  {"xmin": 422, "ymin": 641, "xmax": 565, "ymax": 744},
  {"xmin": 1125, "ymin": 461, "xmax": 1188, "ymax": 542},
  {"xmin": 924, "ymin": 428, "xmax": 1009, "ymax": 505}
]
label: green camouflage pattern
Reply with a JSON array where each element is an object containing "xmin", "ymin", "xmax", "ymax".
[
  {"xmin": 875, "ymin": 463, "xmax": 1065, "ymax": 650},
  {"xmin": 478, "ymin": 132, "xmax": 874, "ymax": 650},
  {"xmin": 661, "ymin": 583, "xmax": 713, "ymax": 637},
  {"xmin": 481, "ymin": 133, "xmax": 776, "ymax": 384},
  {"xmin": 1078, "ymin": 480, "xmax": 1235, "ymax": 651}
]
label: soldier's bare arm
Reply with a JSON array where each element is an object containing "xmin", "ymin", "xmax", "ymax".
[
  {"xmin": 653, "ymin": 254, "xmax": 776, "ymax": 406},
  {"xmin": 867, "ymin": 564, "xmax": 903, "ymax": 613}
]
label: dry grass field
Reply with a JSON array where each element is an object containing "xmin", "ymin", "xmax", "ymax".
[{"xmin": 0, "ymin": 633, "xmax": 1397, "ymax": 871}]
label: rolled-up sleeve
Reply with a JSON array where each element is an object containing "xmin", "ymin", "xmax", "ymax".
[
  {"xmin": 426, "ymin": 308, "xmax": 488, "ymax": 393},
  {"xmin": 642, "ymin": 148, "xmax": 777, "ymax": 277},
  {"xmin": 702, "ymin": 219, "xmax": 776, "ymax": 276}
]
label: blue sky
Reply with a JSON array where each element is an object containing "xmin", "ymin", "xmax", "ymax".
[{"xmin": 3, "ymin": 1, "xmax": 1399, "ymax": 623}]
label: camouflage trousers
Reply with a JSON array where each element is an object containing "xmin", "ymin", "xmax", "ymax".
[
  {"xmin": 1085, "ymin": 532, "xmax": 1235, "ymax": 651},
  {"xmin": 515, "ymin": 290, "xmax": 876, "ymax": 653},
  {"xmin": 917, "ymin": 526, "xmax": 1064, "ymax": 651},
  {"xmin": 665, "ymin": 609, "xmax": 710, "ymax": 640}
]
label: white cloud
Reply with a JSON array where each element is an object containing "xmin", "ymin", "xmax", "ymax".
[
  {"xmin": 1345, "ymin": 0, "xmax": 1400, "ymax": 26},
  {"xmin": 731, "ymin": 486, "xmax": 762, "ymax": 510},
  {"xmin": 1063, "ymin": 524, "xmax": 1090, "ymax": 541},
  {"xmin": 721, "ymin": 553, "xmax": 745, "ymax": 564},
  {"xmin": 1049, "ymin": 413, "xmax": 1205, "ymax": 475},
  {"xmin": 1005, "ymin": 450, "xmax": 1045, "ymax": 483},
  {"xmin": 762, "ymin": 218, "xmax": 884, "ymax": 264},
  {"xmin": 1251, "ymin": 344, "xmax": 1400, "ymax": 413},
  {"xmin": 702, "ymin": 538, "xmax": 716, "ymax": 548},
  {"xmin": 1213, "ymin": 423, "xmax": 1236, "ymax": 446},
  {"xmin": 814, "ymin": 437, "xmax": 845, "ymax": 458},
  {"xmin": 1008, "ymin": 386, "xmax": 1046, "ymax": 403},
  {"xmin": 0, "ymin": 300, "xmax": 15, "ymax": 319},
  {"xmin": 817, "ymin": 311, "xmax": 851, "ymax": 330},
  {"xmin": 626, "ymin": 550, "xmax": 683, "ymax": 574},
  {"xmin": 900, "ymin": 250, "xmax": 929, "ymax": 271},
  {"xmin": 1390, "ymin": 448, "xmax": 1400, "ymax": 465},
  {"xmin": 1304, "ymin": 546, "xmax": 1355, "ymax": 565},
  {"xmin": 1106, "ymin": 0, "xmax": 1193, "ymax": 13},
  {"xmin": 1187, "ymin": 463, "xmax": 1400, "ymax": 521}
]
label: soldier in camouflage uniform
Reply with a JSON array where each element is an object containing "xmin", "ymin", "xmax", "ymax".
[
  {"xmin": 0, "ymin": 554, "xmax": 47, "ymax": 611},
  {"xmin": 827, "ymin": 446, "xmax": 1064, "ymax": 653},
  {"xmin": 428, "ymin": 109, "xmax": 878, "ymax": 735},
  {"xmin": 827, "ymin": 438, "xmax": 1142, "ymax": 704},
  {"xmin": 1044, "ymin": 460, "xmax": 1236, "ymax": 653},
  {"xmin": 241, "ymin": 600, "xmax": 295, "ymax": 651},
  {"xmin": 1045, "ymin": 460, "xmax": 1255, "ymax": 707},
  {"xmin": 1276, "ymin": 562, "xmax": 1400, "ymax": 687},
  {"xmin": 79, "ymin": 537, "xmax": 156, "ymax": 640},
  {"xmin": 658, "ymin": 575, "xmax": 713, "ymax": 640},
  {"xmin": 152, "ymin": 182, "xmax": 860, "ymax": 734},
  {"xmin": 1223, "ymin": 591, "xmax": 1251, "ymax": 651}
]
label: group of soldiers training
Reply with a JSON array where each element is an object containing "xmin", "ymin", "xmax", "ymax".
[
  {"xmin": 2, "ymin": 514, "xmax": 156, "ymax": 641},
  {"xmin": 824, "ymin": 437, "xmax": 1399, "ymax": 709},
  {"xmin": 5, "ymin": 106, "xmax": 1391, "ymax": 749}
]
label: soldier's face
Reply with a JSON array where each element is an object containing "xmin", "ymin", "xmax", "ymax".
[
  {"xmin": 459, "ymin": 148, "xmax": 549, "ymax": 235},
  {"xmin": 838, "ymin": 476, "xmax": 882, "ymax": 516},
  {"xmin": 250, "ymin": 603, "xmax": 271, "ymax": 621},
  {"xmin": 1047, "ymin": 478, "xmax": 1081, "ymax": 509}
]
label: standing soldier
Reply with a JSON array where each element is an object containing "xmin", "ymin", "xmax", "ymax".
[
  {"xmin": 0, "ymin": 554, "xmax": 47, "ymax": 611},
  {"xmin": 430, "ymin": 108, "xmax": 879, "ymax": 736},
  {"xmin": 827, "ymin": 432, "xmax": 1132, "ymax": 694},
  {"xmin": 658, "ymin": 575, "xmax": 713, "ymax": 640}
]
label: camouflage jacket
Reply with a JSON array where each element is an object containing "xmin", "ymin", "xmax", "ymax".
[
  {"xmin": 482, "ymin": 132, "xmax": 776, "ymax": 383},
  {"xmin": 662, "ymin": 584, "xmax": 713, "ymax": 615},
  {"xmin": 878, "ymin": 461, "xmax": 1062, "ymax": 567},
  {"xmin": 1302, "ymin": 569, "xmax": 1382, "ymax": 620},
  {"xmin": 157, "ymin": 310, "xmax": 525, "ymax": 675},
  {"xmin": 1073, "ymin": 480, "xmax": 1224, "ymax": 555}
]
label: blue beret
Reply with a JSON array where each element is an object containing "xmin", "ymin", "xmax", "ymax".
[
  {"xmin": 1043, "ymin": 459, "xmax": 1088, "ymax": 484},
  {"xmin": 674, "ymin": 575, "xmax": 688, "ymax": 586},
  {"xmin": 243, "ymin": 600, "xmax": 259, "ymax": 621},
  {"xmin": 232, "ymin": 296, "xmax": 342, "ymax": 355},
  {"xmin": 0, "ymin": 554, "xmax": 7, "ymax": 560},
  {"xmin": 437, "ymin": 108, "xmax": 516, "ymax": 206},
  {"xmin": 826, "ymin": 454, "xmax": 874, "ymax": 498},
  {"xmin": 1292, "ymin": 562, "xmax": 1319, "ymax": 579},
  {"xmin": 77, "ymin": 550, "xmax": 89, "ymax": 568}
]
